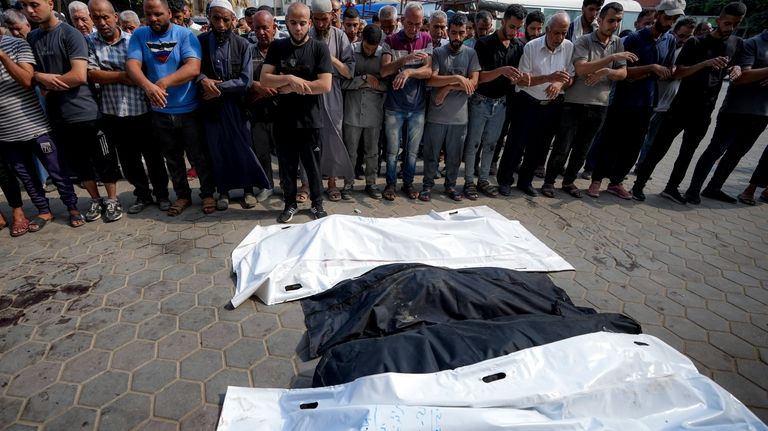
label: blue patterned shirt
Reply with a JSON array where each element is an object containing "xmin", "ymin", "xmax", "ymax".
[{"xmin": 88, "ymin": 29, "xmax": 149, "ymax": 117}]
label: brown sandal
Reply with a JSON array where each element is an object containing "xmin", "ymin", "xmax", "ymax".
[
  {"xmin": 167, "ymin": 198, "xmax": 192, "ymax": 216},
  {"xmin": 297, "ymin": 190, "xmax": 309, "ymax": 203},
  {"xmin": 327, "ymin": 188, "xmax": 342, "ymax": 202},
  {"xmin": 11, "ymin": 218, "xmax": 30, "ymax": 237},
  {"xmin": 383, "ymin": 185, "xmax": 396, "ymax": 201},
  {"xmin": 201, "ymin": 197, "xmax": 216, "ymax": 214}
]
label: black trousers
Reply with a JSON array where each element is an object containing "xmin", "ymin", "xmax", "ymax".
[
  {"xmin": 275, "ymin": 125, "xmax": 323, "ymax": 206},
  {"xmin": 751, "ymin": 144, "xmax": 768, "ymax": 188},
  {"xmin": 251, "ymin": 121, "xmax": 276, "ymax": 189},
  {"xmin": 593, "ymin": 105, "xmax": 653, "ymax": 185},
  {"xmin": 102, "ymin": 114, "xmax": 169, "ymax": 201},
  {"xmin": 0, "ymin": 152, "xmax": 23, "ymax": 209},
  {"xmin": 545, "ymin": 103, "xmax": 608, "ymax": 186},
  {"xmin": 498, "ymin": 93, "xmax": 560, "ymax": 188},
  {"xmin": 52, "ymin": 119, "xmax": 121, "ymax": 183},
  {"xmin": 687, "ymin": 113, "xmax": 768, "ymax": 193},
  {"xmin": 151, "ymin": 111, "xmax": 215, "ymax": 200},
  {"xmin": 634, "ymin": 103, "xmax": 714, "ymax": 190}
]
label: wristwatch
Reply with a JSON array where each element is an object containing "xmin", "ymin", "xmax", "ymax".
[{"xmin": 361, "ymin": 74, "xmax": 368, "ymax": 81}]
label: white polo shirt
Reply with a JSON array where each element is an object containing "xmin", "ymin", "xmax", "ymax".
[{"xmin": 517, "ymin": 35, "xmax": 574, "ymax": 101}]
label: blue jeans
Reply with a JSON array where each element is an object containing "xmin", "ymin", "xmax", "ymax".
[
  {"xmin": 384, "ymin": 109, "xmax": 425, "ymax": 186},
  {"xmin": 636, "ymin": 110, "xmax": 667, "ymax": 169},
  {"xmin": 464, "ymin": 94, "xmax": 506, "ymax": 184}
]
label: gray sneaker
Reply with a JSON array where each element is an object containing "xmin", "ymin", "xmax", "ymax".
[
  {"xmin": 104, "ymin": 199, "xmax": 124, "ymax": 222},
  {"xmin": 242, "ymin": 192, "xmax": 257, "ymax": 209},
  {"xmin": 256, "ymin": 188, "xmax": 273, "ymax": 202},
  {"xmin": 85, "ymin": 198, "xmax": 103, "ymax": 222},
  {"xmin": 127, "ymin": 198, "xmax": 153, "ymax": 214}
]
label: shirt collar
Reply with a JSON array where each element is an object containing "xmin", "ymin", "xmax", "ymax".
[{"xmin": 95, "ymin": 27, "xmax": 128, "ymax": 46}]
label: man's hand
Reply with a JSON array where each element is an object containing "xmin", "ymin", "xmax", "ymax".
[
  {"xmin": 652, "ymin": 64, "xmax": 672, "ymax": 80},
  {"xmin": 434, "ymin": 86, "xmax": 452, "ymax": 105},
  {"xmin": 287, "ymin": 75, "xmax": 312, "ymax": 94},
  {"xmin": 611, "ymin": 51, "xmax": 639, "ymax": 63},
  {"xmin": 35, "ymin": 72, "xmax": 70, "ymax": 91},
  {"xmin": 585, "ymin": 68, "xmax": 609, "ymax": 86},
  {"xmin": 406, "ymin": 51, "xmax": 429, "ymax": 64},
  {"xmin": 366, "ymin": 74, "xmax": 380, "ymax": 89},
  {"xmin": 200, "ymin": 78, "xmax": 222, "ymax": 100},
  {"xmin": 544, "ymin": 82, "xmax": 563, "ymax": 99},
  {"xmin": 500, "ymin": 66, "xmax": 522, "ymax": 83},
  {"xmin": 706, "ymin": 56, "xmax": 729, "ymax": 70},
  {"xmin": 548, "ymin": 70, "xmax": 570, "ymax": 84},
  {"xmin": 392, "ymin": 68, "xmax": 411, "ymax": 90},
  {"xmin": 120, "ymin": 72, "xmax": 136, "ymax": 86},
  {"xmin": 456, "ymin": 75, "xmax": 475, "ymax": 95},
  {"xmin": 728, "ymin": 65, "xmax": 741, "ymax": 81},
  {"xmin": 249, "ymin": 81, "xmax": 278, "ymax": 101},
  {"xmin": 143, "ymin": 82, "xmax": 168, "ymax": 108}
]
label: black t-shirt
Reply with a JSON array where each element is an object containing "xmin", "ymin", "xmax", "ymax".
[
  {"xmin": 474, "ymin": 32, "xmax": 524, "ymax": 99},
  {"xmin": 263, "ymin": 37, "xmax": 332, "ymax": 128},
  {"xmin": 672, "ymin": 33, "xmax": 743, "ymax": 110}
]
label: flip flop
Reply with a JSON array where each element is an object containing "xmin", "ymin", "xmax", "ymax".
[
  {"xmin": 12, "ymin": 218, "xmax": 30, "ymax": 236},
  {"xmin": 737, "ymin": 193, "xmax": 756, "ymax": 206},
  {"xmin": 167, "ymin": 198, "xmax": 192, "ymax": 216},
  {"xmin": 202, "ymin": 197, "xmax": 217, "ymax": 214},
  {"xmin": 69, "ymin": 213, "xmax": 86, "ymax": 228},
  {"xmin": 326, "ymin": 188, "xmax": 342, "ymax": 202},
  {"xmin": 297, "ymin": 190, "xmax": 309, "ymax": 203},
  {"xmin": 28, "ymin": 216, "xmax": 52, "ymax": 233}
]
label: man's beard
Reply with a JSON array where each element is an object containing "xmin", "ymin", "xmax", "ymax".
[
  {"xmin": 316, "ymin": 26, "xmax": 330, "ymax": 39},
  {"xmin": 450, "ymin": 39, "xmax": 462, "ymax": 50}
]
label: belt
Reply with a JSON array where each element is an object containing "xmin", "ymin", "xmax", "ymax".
[
  {"xmin": 522, "ymin": 91, "xmax": 564, "ymax": 106},
  {"xmin": 473, "ymin": 93, "xmax": 506, "ymax": 104}
]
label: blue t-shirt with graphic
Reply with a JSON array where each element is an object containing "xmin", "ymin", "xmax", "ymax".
[{"xmin": 127, "ymin": 24, "xmax": 201, "ymax": 114}]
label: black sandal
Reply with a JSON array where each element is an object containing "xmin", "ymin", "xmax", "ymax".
[
  {"xmin": 445, "ymin": 187, "xmax": 464, "ymax": 202},
  {"xmin": 383, "ymin": 185, "xmax": 396, "ymax": 201},
  {"xmin": 418, "ymin": 188, "xmax": 431, "ymax": 202},
  {"xmin": 541, "ymin": 184, "xmax": 556, "ymax": 198},
  {"xmin": 69, "ymin": 213, "xmax": 85, "ymax": 228},
  {"xmin": 463, "ymin": 183, "xmax": 479, "ymax": 201},
  {"xmin": 562, "ymin": 184, "xmax": 582, "ymax": 199},
  {"xmin": 29, "ymin": 215, "xmax": 54, "ymax": 233}
]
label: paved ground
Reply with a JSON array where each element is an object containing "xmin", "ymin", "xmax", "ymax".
[{"xmin": 2, "ymin": 107, "xmax": 768, "ymax": 428}]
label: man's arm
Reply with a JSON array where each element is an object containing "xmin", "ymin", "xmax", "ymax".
[
  {"xmin": 380, "ymin": 51, "xmax": 428, "ymax": 77},
  {"xmin": 626, "ymin": 63, "xmax": 671, "ymax": 80},
  {"xmin": 218, "ymin": 45, "xmax": 253, "ymax": 93},
  {"xmin": 156, "ymin": 57, "xmax": 202, "ymax": 89},
  {"xmin": 734, "ymin": 66, "xmax": 768, "ymax": 85},
  {"xmin": 575, "ymin": 52, "xmax": 636, "ymax": 76},
  {"xmin": 0, "ymin": 50, "xmax": 34, "ymax": 89},
  {"xmin": 88, "ymin": 69, "xmax": 132, "ymax": 85},
  {"xmin": 34, "ymin": 58, "xmax": 88, "ymax": 90},
  {"xmin": 306, "ymin": 72, "xmax": 332, "ymax": 94},
  {"xmin": 126, "ymin": 58, "xmax": 169, "ymax": 108},
  {"xmin": 673, "ymin": 56, "xmax": 729, "ymax": 79}
]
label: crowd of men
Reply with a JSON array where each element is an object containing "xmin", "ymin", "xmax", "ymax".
[{"xmin": 0, "ymin": 0, "xmax": 766, "ymax": 234}]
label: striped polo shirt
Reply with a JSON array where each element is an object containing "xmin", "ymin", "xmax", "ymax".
[{"xmin": 0, "ymin": 36, "xmax": 51, "ymax": 142}]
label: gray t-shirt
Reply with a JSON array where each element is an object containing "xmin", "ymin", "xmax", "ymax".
[
  {"xmin": 27, "ymin": 22, "xmax": 99, "ymax": 123},
  {"xmin": 426, "ymin": 44, "xmax": 481, "ymax": 125},
  {"xmin": 720, "ymin": 31, "xmax": 768, "ymax": 117},
  {"xmin": 565, "ymin": 32, "xmax": 626, "ymax": 106}
]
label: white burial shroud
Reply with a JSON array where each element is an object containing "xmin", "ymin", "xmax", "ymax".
[
  {"xmin": 216, "ymin": 332, "xmax": 767, "ymax": 430},
  {"xmin": 230, "ymin": 206, "xmax": 574, "ymax": 307}
]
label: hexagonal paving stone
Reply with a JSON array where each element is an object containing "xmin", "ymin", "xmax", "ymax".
[
  {"xmin": 6, "ymin": 361, "xmax": 61, "ymax": 397},
  {"xmin": 154, "ymin": 380, "xmax": 202, "ymax": 421},
  {"xmin": 63, "ymin": 294, "xmax": 104, "ymax": 316},
  {"xmin": 179, "ymin": 307, "xmax": 216, "ymax": 332},
  {"xmin": 112, "ymin": 340, "xmax": 155, "ymax": 371},
  {"xmin": 225, "ymin": 338, "xmax": 267, "ymax": 369},
  {"xmin": 684, "ymin": 341, "xmax": 735, "ymax": 371},
  {"xmin": 46, "ymin": 332, "xmax": 93, "ymax": 362},
  {"xmin": 663, "ymin": 316, "xmax": 708, "ymax": 342},
  {"xmin": 77, "ymin": 307, "xmax": 120, "ymax": 333},
  {"xmin": 78, "ymin": 370, "xmax": 129, "ymax": 407},
  {"xmin": 160, "ymin": 293, "xmax": 196, "ymax": 316},
  {"xmin": 0, "ymin": 341, "xmax": 48, "ymax": 374},
  {"xmin": 42, "ymin": 406, "xmax": 97, "ymax": 431},
  {"xmin": 105, "ymin": 287, "xmax": 142, "ymax": 308},
  {"xmin": 180, "ymin": 349, "xmax": 223, "ymax": 382},
  {"xmin": 90, "ymin": 274, "xmax": 127, "ymax": 295},
  {"xmin": 685, "ymin": 307, "xmax": 730, "ymax": 332},
  {"xmin": 137, "ymin": 315, "xmax": 177, "ymax": 341},
  {"xmin": 179, "ymin": 404, "xmax": 220, "ymax": 431},
  {"xmin": 20, "ymin": 383, "xmax": 77, "ymax": 422},
  {"xmin": 200, "ymin": 322, "xmax": 239, "ymax": 350},
  {"xmin": 157, "ymin": 331, "xmax": 199, "ymax": 360},
  {"xmin": 251, "ymin": 357, "xmax": 295, "ymax": 388},
  {"xmin": 205, "ymin": 369, "xmax": 249, "ymax": 404},
  {"xmin": 19, "ymin": 300, "xmax": 66, "ymax": 325},
  {"xmin": 143, "ymin": 281, "xmax": 179, "ymax": 301},
  {"xmin": 120, "ymin": 301, "xmax": 160, "ymax": 324},
  {"xmin": 61, "ymin": 349, "xmax": 110, "ymax": 383},
  {"xmin": 241, "ymin": 314, "xmax": 279, "ymax": 339},
  {"xmin": 136, "ymin": 419, "xmax": 178, "ymax": 431},
  {"xmin": 709, "ymin": 331, "xmax": 759, "ymax": 360},
  {"xmin": 0, "ymin": 324, "xmax": 34, "ymax": 353},
  {"xmin": 131, "ymin": 360, "xmax": 177, "ymax": 393},
  {"xmin": 34, "ymin": 316, "xmax": 78, "ymax": 341},
  {"xmin": 266, "ymin": 329, "xmax": 304, "ymax": 358},
  {"xmin": 278, "ymin": 305, "xmax": 306, "ymax": 330},
  {"xmin": 196, "ymin": 287, "xmax": 231, "ymax": 308},
  {"xmin": 126, "ymin": 270, "xmax": 163, "ymax": 288},
  {"xmin": 178, "ymin": 274, "xmax": 213, "ymax": 293},
  {"xmin": 93, "ymin": 323, "xmax": 136, "ymax": 350},
  {"xmin": 99, "ymin": 393, "xmax": 151, "ymax": 431},
  {"xmin": 0, "ymin": 397, "xmax": 23, "ymax": 426}
]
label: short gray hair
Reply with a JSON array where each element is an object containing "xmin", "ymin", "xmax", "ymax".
[
  {"xmin": 430, "ymin": 10, "xmax": 447, "ymax": 22},
  {"xmin": 3, "ymin": 9, "xmax": 28, "ymax": 25},
  {"xmin": 378, "ymin": 5, "xmax": 397, "ymax": 20},
  {"xmin": 68, "ymin": 0, "xmax": 89, "ymax": 16},
  {"xmin": 545, "ymin": 11, "xmax": 570, "ymax": 29},
  {"xmin": 476, "ymin": 9, "xmax": 493, "ymax": 24},
  {"xmin": 403, "ymin": 2, "xmax": 423, "ymax": 17},
  {"xmin": 119, "ymin": 9, "xmax": 140, "ymax": 24}
]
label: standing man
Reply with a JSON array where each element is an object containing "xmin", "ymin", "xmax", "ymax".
[
  {"xmin": 685, "ymin": 25, "xmax": 764, "ymax": 204},
  {"xmin": 428, "ymin": 10, "xmax": 448, "ymax": 48},
  {"xmin": 586, "ymin": 0, "xmax": 681, "ymax": 199},
  {"xmin": 197, "ymin": 0, "xmax": 269, "ymax": 210},
  {"xmin": 3, "ymin": 10, "xmax": 31, "ymax": 39},
  {"xmin": 377, "ymin": 5, "xmax": 397, "ymax": 38},
  {"xmin": 24, "ymin": 0, "xmax": 123, "ymax": 223},
  {"xmin": 420, "ymin": 13, "xmax": 480, "ymax": 202},
  {"xmin": 634, "ymin": 9, "xmax": 655, "ymax": 30},
  {"xmin": 541, "ymin": 3, "xmax": 632, "ymax": 199},
  {"xmin": 126, "ymin": 0, "xmax": 217, "ymax": 215},
  {"xmin": 260, "ymin": 2, "xmax": 333, "ymax": 222},
  {"xmin": 497, "ymin": 12, "xmax": 573, "ymax": 197},
  {"xmin": 379, "ymin": 2, "xmax": 433, "ymax": 200},
  {"xmin": 69, "ymin": 1, "xmax": 94, "ymax": 36},
  {"xmin": 247, "ymin": 9, "xmax": 279, "ymax": 204},
  {"xmin": 567, "ymin": 0, "xmax": 603, "ymax": 41},
  {"xmin": 463, "ymin": 9, "xmax": 493, "ymax": 48},
  {"xmin": 342, "ymin": 6, "xmax": 361, "ymax": 43},
  {"xmin": 118, "ymin": 10, "xmax": 141, "ymax": 34},
  {"xmin": 310, "ymin": 0, "xmax": 355, "ymax": 201},
  {"xmin": 519, "ymin": 10, "xmax": 544, "ymax": 44},
  {"xmin": 87, "ymin": 0, "xmax": 170, "ymax": 215},
  {"xmin": 632, "ymin": 1, "xmax": 746, "ymax": 204},
  {"xmin": 331, "ymin": 0, "xmax": 342, "ymax": 28},
  {"xmin": 464, "ymin": 4, "xmax": 525, "ymax": 200},
  {"xmin": 341, "ymin": 24, "xmax": 387, "ymax": 199}
]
